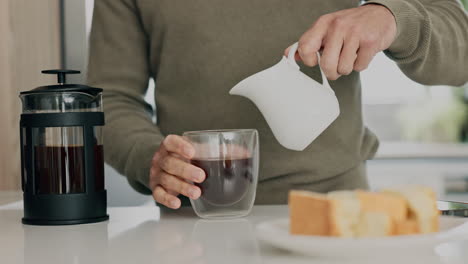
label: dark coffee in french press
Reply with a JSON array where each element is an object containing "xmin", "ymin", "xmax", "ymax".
[{"xmin": 34, "ymin": 145, "xmax": 104, "ymax": 194}]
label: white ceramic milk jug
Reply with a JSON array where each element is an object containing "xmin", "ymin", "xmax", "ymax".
[{"xmin": 229, "ymin": 42, "xmax": 340, "ymax": 151}]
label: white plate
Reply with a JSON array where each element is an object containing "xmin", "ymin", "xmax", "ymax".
[{"xmin": 256, "ymin": 216, "xmax": 468, "ymax": 258}]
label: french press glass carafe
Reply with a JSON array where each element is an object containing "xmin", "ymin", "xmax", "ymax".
[{"xmin": 19, "ymin": 70, "xmax": 108, "ymax": 225}]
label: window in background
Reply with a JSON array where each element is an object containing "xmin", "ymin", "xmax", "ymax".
[
  {"xmin": 362, "ymin": 0, "xmax": 468, "ymax": 151},
  {"xmin": 362, "ymin": 53, "xmax": 468, "ymax": 147}
]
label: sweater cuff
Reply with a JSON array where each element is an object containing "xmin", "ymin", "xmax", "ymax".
[
  {"xmin": 124, "ymin": 134, "xmax": 162, "ymax": 195},
  {"xmin": 363, "ymin": 0, "xmax": 431, "ymax": 63}
]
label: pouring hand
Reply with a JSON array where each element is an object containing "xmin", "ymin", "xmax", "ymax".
[
  {"xmin": 149, "ymin": 135, "xmax": 206, "ymax": 209},
  {"xmin": 284, "ymin": 4, "xmax": 396, "ymax": 80}
]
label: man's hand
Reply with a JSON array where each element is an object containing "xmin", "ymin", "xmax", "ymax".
[
  {"xmin": 150, "ymin": 135, "xmax": 206, "ymax": 209},
  {"xmin": 285, "ymin": 4, "xmax": 397, "ymax": 80}
]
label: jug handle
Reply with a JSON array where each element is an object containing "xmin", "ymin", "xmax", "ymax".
[{"xmin": 287, "ymin": 42, "xmax": 331, "ymax": 88}]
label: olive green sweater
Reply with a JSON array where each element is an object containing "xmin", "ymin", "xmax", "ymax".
[{"xmin": 87, "ymin": 0, "xmax": 468, "ymax": 204}]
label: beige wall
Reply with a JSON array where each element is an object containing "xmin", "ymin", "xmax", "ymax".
[{"xmin": 0, "ymin": 0, "xmax": 61, "ymax": 190}]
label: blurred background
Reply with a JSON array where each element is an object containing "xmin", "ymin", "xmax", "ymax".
[{"xmin": 1, "ymin": 0, "xmax": 467, "ymax": 206}]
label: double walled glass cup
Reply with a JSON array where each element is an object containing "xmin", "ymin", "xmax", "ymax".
[{"xmin": 183, "ymin": 129, "xmax": 259, "ymax": 219}]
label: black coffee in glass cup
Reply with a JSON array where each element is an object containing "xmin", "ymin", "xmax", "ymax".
[{"xmin": 183, "ymin": 129, "xmax": 259, "ymax": 219}]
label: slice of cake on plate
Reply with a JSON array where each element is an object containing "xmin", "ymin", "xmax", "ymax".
[{"xmin": 289, "ymin": 186, "xmax": 439, "ymax": 237}]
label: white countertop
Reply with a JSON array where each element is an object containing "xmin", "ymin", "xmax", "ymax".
[{"xmin": 1, "ymin": 200, "xmax": 468, "ymax": 264}]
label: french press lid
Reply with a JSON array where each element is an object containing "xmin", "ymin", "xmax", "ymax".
[
  {"xmin": 20, "ymin": 69, "xmax": 102, "ymax": 96},
  {"xmin": 20, "ymin": 70, "xmax": 103, "ymax": 113}
]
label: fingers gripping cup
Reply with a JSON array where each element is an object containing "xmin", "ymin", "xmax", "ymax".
[{"xmin": 183, "ymin": 129, "xmax": 259, "ymax": 219}]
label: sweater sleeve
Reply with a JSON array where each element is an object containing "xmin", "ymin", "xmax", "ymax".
[
  {"xmin": 87, "ymin": 0, "xmax": 162, "ymax": 194},
  {"xmin": 364, "ymin": 0, "xmax": 468, "ymax": 86}
]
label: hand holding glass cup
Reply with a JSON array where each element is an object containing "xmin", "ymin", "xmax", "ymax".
[
  {"xmin": 150, "ymin": 134, "xmax": 206, "ymax": 209},
  {"xmin": 183, "ymin": 129, "xmax": 259, "ymax": 219}
]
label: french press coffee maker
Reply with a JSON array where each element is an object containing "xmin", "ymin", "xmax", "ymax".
[{"xmin": 19, "ymin": 70, "xmax": 108, "ymax": 225}]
